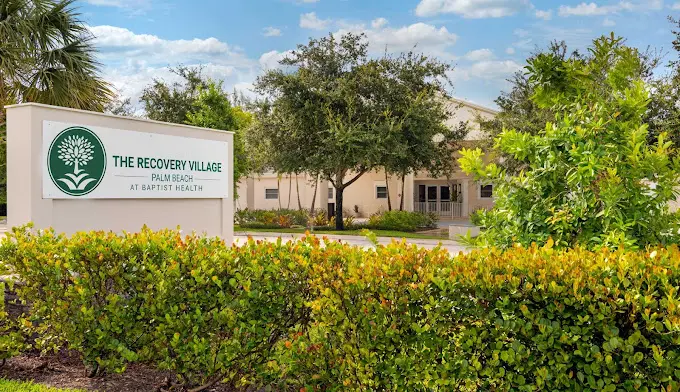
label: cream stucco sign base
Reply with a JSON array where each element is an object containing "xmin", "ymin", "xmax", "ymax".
[
  {"xmin": 42, "ymin": 121, "xmax": 229, "ymax": 199},
  {"xmin": 6, "ymin": 103, "xmax": 234, "ymax": 241}
]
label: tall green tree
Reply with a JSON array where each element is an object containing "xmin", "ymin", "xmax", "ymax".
[
  {"xmin": 377, "ymin": 52, "xmax": 468, "ymax": 210},
  {"xmin": 254, "ymin": 33, "xmax": 462, "ymax": 229},
  {"xmin": 140, "ymin": 67, "xmax": 251, "ymax": 186},
  {"xmin": 460, "ymin": 35, "xmax": 680, "ymax": 250},
  {"xmin": 479, "ymin": 39, "xmax": 663, "ymax": 172},
  {"xmin": 0, "ymin": 0, "xmax": 113, "ymax": 206},
  {"xmin": 253, "ymin": 33, "xmax": 385, "ymax": 230},
  {"xmin": 139, "ymin": 66, "xmax": 207, "ymax": 124}
]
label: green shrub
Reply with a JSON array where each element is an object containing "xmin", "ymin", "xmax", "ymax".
[
  {"xmin": 367, "ymin": 210, "xmax": 438, "ymax": 232},
  {"xmin": 0, "ymin": 226, "xmax": 166, "ymax": 374},
  {"xmin": 235, "ymin": 209, "xmax": 309, "ymax": 228},
  {"xmin": 271, "ymin": 242, "xmax": 680, "ymax": 391},
  {"xmin": 459, "ymin": 35, "xmax": 680, "ymax": 250},
  {"xmin": 0, "ymin": 281, "xmax": 28, "ymax": 364},
  {"xmin": 0, "ymin": 225, "xmax": 310, "ymax": 389},
  {"xmin": 3, "ymin": 226, "xmax": 679, "ymax": 391},
  {"xmin": 142, "ymin": 237, "xmax": 311, "ymax": 388}
]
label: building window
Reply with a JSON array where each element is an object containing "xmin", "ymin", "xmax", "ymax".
[
  {"xmin": 376, "ymin": 186, "xmax": 388, "ymax": 199},
  {"xmin": 440, "ymin": 186, "xmax": 451, "ymax": 201},
  {"xmin": 480, "ymin": 184, "xmax": 493, "ymax": 199},
  {"xmin": 265, "ymin": 188, "xmax": 278, "ymax": 199},
  {"xmin": 328, "ymin": 187, "xmax": 334, "ymax": 199}
]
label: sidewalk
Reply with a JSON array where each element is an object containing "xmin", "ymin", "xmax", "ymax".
[{"xmin": 235, "ymin": 231, "xmax": 469, "ymax": 253}]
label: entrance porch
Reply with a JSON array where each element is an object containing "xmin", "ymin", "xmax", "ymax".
[{"xmin": 414, "ymin": 181, "xmax": 467, "ymax": 219}]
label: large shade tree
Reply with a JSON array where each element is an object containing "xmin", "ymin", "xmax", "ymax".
[
  {"xmin": 460, "ymin": 35, "xmax": 680, "ymax": 250},
  {"xmin": 253, "ymin": 33, "xmax": 463, "ymax": 229},
  {"xmin": 0, "ymin": 0, "xmax": 113, "ymax": 206}
]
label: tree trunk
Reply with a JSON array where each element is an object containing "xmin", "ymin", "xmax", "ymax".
[
  {"xmin": 310, "ymin": 175, "xmax": 319, "ymax": 214},
  {"xmin": 287, "ymin": 174, "xmax": 292, "ymax": 209},
  {"xmin": 384, "ymin": 171, "xmax": 392, "ymax": 211},
  {"xmin": 335, "ymin": 186, "xmax": 344, "ymax": 230},
  {"xmin": 296, "ymin": 175, "xmax": 302, "ymax": 211},
  {"xmin": 277, "ymin": 177, "xmax": 281, "ymax": 210},
  {"xmin": 399, "ymin": 173, "xmax": 406, "ymax": 211}
]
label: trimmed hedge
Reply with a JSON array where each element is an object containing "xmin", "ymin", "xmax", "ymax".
[
  {"xmin": 1, "ymin": 226, "xmax": 679, "ymax": 391},
  {"xmin": 367, "ymin": 210, "xmax": 438, "ymax": 232},
  {"xmin": 235, "ymin": 208, "xmax": 309, "ymax": 228}
]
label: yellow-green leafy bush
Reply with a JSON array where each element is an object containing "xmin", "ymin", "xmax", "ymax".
[
  {"xmin": 0, "ymin": 281, "xmax": 27, "ymax": 364},
  {"xmin": 1, "ymin": 226, "xmax": 679, "ymax": 391},
  {"xmin": 0, "ymin": 225, "xmax": 310, "ymax": 389},
  {"xmin": 270, "ymin": 241, "xmax": 680, "ymax": 391}
]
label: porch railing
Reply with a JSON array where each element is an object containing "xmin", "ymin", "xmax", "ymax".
[{"xmin": 415, "ymin": 201, "xmax": 463, "ymax": 218}]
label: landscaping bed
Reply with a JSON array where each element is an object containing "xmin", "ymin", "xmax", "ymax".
[
  {"xmin": 234, "ymin": 226, "xmax": 449, "ymax": 240},
  {"xmin": 235, "ymin": 208, "xmax": 439, "ymax": 232},
  {"xmin": 0, "ymin": 352, "xmax": 182, "ymax": 392}
]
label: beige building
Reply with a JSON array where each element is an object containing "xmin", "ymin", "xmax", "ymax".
[{"xmin": 236, "ymin": 99, "xmax": 498, "ymax": 221}]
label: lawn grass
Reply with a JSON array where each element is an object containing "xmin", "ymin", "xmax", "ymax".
[
  {"xmin": 0, "ymin": 379, "xmax": 86, "ymax": 392},
  {"xmin": 234, "ymin": 226, "xmax": 449, "ymax": 240}
]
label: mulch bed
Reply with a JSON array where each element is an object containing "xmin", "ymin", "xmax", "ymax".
[
  {"xmin": 0, "ymin": 351, "xmax": 239, "ymax": 392},
  {"xmin": 2, "ymin": 281, "xmax": 241, "ymax": 392}
]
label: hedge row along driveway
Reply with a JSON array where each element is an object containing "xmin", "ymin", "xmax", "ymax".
[{"xmin": 1, "ymin": 226, "xmax": 679, "ymax": 391}]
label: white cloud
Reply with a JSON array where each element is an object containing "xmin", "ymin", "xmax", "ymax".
[
  {"xmin": 464, "ymin": 48, "xmax": 495, "ymax": 61},
  {"xmin": 415, "ymin": 0, "xmax": 531, "ymax": 18},
  {"xmin": 89, "ymin": 25, "xmax": 258, "ymax": 108},
  {"xmin": 449, "ymin": 59, "xmax": 523, "ymax": 82},
  {"xmin": 90, "ymin": 25, "xmax": 249, "ymax": 63},
  {"xmin": 469, "ymin": 60, "xmax": 523, "ymax": 78},
  {"xmin": 603, "ymin": 17, "xmax": 616, "ymax": 26},
  {"xmin": 335, "ymin": 22, "xmax": 458, "ymax": 57},
  {"xmin": 535, "ymin": 9, "xmax": 553, "ymax": 20},
  {"xmin": 262, "ymin": 26, "xmax": 282, "ymax": 37},
  {"xmin": 558, "ymin": 1, "xmax": 631, "ymax": 16},
  {"xmin": 83, "ymin": 0, "xmax": 150, "ymax": 7},
  {"xmin": 506, "ymin": 47, "xmax": 516, "ymax": 54},
  {"xmin": 259, "ymin": 50, "xmax": 293, "ymax": 70},
  {"xmin": 300, "ymin": 12, "xmax": 331, "ymax": 30},
  {"xmin": 514, "ymin": 28, "xmax": 530, "ymax": 37},
  {"xmin": 673, "ymin": 1, "xmax": 680, "ymax": 8},
  {"xmin": 371, "ymin": 17, "xmax": 388, "ymax": 29}
]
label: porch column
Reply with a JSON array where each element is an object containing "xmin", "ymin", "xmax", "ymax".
[
  {"xmin": 403, "ymin": 173, "xmax": 415, "ymax": 212},
  {"xmin": 461, "ymin": 179, "xmax": 469, "ymax": 217}
]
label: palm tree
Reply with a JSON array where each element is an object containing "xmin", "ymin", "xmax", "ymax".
[
  {"xmin": 0, "ymin": 0, "xmax": 112, "ymax": 123},
  {"xmin": 0, "ymin": 0, "xmax": 112, "ymax": 207}
]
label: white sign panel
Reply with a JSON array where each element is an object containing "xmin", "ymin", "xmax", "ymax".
[{"xmin": 42, "ymin": 121, "xmax": 229, "ymax": 199}]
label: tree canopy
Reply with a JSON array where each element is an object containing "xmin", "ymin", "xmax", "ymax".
[
  {"xmin": 460, "ymin": 35, "xmax": 680, "ymax": 250},
  {"xmin": 0, "ymin": 0, "xmax": 113, "ymax": 205},
  {"xmin": 0, "ymin": 0, "xmax": 112, "ymax": 118},
  {"xmin": 477, "ymin": 37, "xmax": 671, "ymax": 172},
  {"xmin": 139, "ymin": 67, "xmax": 251, "ymax": 186},
  {"xmin": 253, "ymin": 33, "xmax": 465, "ymax": 229}
]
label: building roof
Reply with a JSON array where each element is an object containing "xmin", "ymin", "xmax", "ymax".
[{"xmin": 450, "ymin": 98, "xmax": 499, "ymax": 115}]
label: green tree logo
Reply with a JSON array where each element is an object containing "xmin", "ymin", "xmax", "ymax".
[{"xmin": 47, "ymin": 127, "xmax": 106, "ymax": 196}]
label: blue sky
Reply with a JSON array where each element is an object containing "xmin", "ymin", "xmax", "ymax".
[{"xmin": 78, "ymin": 0, "xmax": 680, "ymax": 109}]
